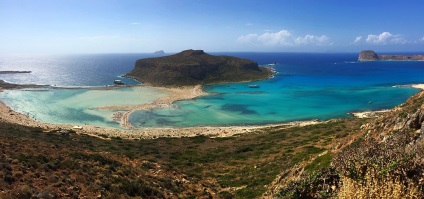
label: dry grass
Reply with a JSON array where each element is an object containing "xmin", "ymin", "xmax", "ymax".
[
  {"xmin": 333, "ymin": 129, "xmax": 424, "ymax": 198},
  {"xmin": 338, "ymin": 170, "xmax": 421, "ymax": 199}
]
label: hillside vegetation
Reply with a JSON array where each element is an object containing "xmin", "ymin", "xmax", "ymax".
[
  {"xmin": 1, "ymin": 92, "xmax": 423, "ymax": 198},
  {"xmin": 125, "ymin": 50, "xmax": 273, "ymax": 86},
  {"xmin": 273, "ymin": 91, "xmax": 424, "ymax": 198}
]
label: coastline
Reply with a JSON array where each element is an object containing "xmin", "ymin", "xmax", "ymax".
[
  {"xmin": 351, "ymin": 84, "xmax": 424, "ymax": 118},
  {"xmin": 0, "ymin": 100, "xmax": 321, "ymax": 139},
  {"xmin": 0, "ymin": 82, "xmax": 323, "ymax": 139},
  {"xmin": 2, "ymin": 83, "xmax": 423, "ymax": 139}
]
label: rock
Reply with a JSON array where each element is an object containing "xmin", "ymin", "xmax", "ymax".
[{"xmin": 358, "ymin": 50, "xmax": 379, "ymax": 61}]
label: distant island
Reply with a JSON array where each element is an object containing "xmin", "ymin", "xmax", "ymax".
[
  {"xmin": 153, "ymin": 50, "xmax": 165, "ymax": 55},
  {"xmin": 358, "ymin": 50, "xmax": 424, "ymax": 61},
  {"xmin": 0, "ymin": 71, "xmax": 31, "ymax": 74},
  {"xmin": 126, "ymin": 49, "xmax": 273, "ymax": 86}
]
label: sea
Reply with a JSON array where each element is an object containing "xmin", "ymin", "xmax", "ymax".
[{"xmin": 1, "ymin": 52, "xmax": 424, "ymax": 128}]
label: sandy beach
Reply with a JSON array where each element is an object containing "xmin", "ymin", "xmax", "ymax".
[
  {"xmin": 411, "ymin": 84, "xmax": 424, "ymax": 90},
  {"xmin": 0, "ymin": 85, "xmax": 321, "ymax": 139}
]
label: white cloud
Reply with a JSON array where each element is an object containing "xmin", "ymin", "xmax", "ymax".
[
  {"xmin": 237, "ymin": 30, "xmax": 331, "ymax": 46},
  {"xmin": 420, "ymin": 36, "xmax": 424, "ymax": 42},
  {"xmin": 365, "ymin": 32, "xmax": 407, "ymax": 44},
  {"xmin": 131, "ymin": 22, "xmax": 140, "ymax": 25},
  {"xmin": 237, "ymin": 33, "xmax": 258, "ymax": 43},
  {"xmin": 245, "ymin": 23, "xmax": 253, "ymax": 26},
  {"xmin": 258, "ymin": 30, "xmax": 292, "ymax": 45},
  {"xmin": 294, "ymin": 35, "xmax": 330, "ymax": 46},
  {"xmin": 353, "ymin": 36, "xmax": 362, "ymax": 44}
]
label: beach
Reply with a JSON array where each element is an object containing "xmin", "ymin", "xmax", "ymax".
[
  {"xmin": 412, "ymin": 84, "xmax": 424, "ymax": 90},
  {"xmin": 0, "ymin": 85, "xmax": 320, "ymax": 139}
]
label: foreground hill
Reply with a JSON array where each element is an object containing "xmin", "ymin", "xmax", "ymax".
[
  {"xmin": 358, "ymin": 50, "xmax": 424, "ymax": 61},
  {"xmin": 1, "ymin": 88, "xmax": 423, "ymax": 198},
  {"xmin": 271, "ymin": 91, "xmax": 424, "ymax": 198},
  {"xmin": 126, "ymin": 49, "xmax": 273, "ymax": 86}
]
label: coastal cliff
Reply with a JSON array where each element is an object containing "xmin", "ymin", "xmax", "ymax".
[
  {"xmin": 359, "ymin": 50, "xmax": 424, "ymax": 61},
  {"xmin": 126, "ymin": 49, "xmax": 273, "ymax": 86}
]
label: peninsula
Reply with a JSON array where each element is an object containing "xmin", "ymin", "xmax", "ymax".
[
  {"xmin": 125, "ymin": 49, "xmax": 273, "ymax": 86},
  {"xmin": 358, "ymin": 50, "xmax": 424, "ymax": 61}
]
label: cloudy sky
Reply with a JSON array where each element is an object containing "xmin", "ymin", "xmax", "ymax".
[{"xmin": 1, "ymin": 0, "xmax": 424, "ymax": 54}]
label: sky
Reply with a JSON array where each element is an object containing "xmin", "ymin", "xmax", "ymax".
[{"xmin": 1, "ymin": 0, "xmax": 424, "ymax": 54}]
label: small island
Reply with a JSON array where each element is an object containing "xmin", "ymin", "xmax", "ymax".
[
  {"xmin": 125, "ymin": 49, "xmax": 273, "ymax": 86},
  {"xmin": 358, "ymin": 50, "xmax": 424, "ymax": 61}
]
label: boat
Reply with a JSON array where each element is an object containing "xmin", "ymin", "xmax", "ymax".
[
  {"xmin": 114, "ymin": 80, "xmax": 124, "ymax": 85},
  {"xmin": 248, "ymin": 85, "xmax": 260, "ymax": 88},
  {"xmin": 268, "ymin": 61, "xmax": 277, "ymax": 66}
]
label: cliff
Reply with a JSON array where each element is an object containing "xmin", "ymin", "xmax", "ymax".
[
  {"xmin": 126, "ymin": 49, "xmax": 273, "ymax": 86},
  {"xmin": 359, "ymin": 50, "xmax": 424, "ymax": 61}
]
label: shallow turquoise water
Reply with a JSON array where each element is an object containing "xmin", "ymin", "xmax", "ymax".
[
  {"xmin": 0, "ymin": 87, "xmax": 165, "ymax": 128},
  {"xmin": 129, "ymin": 53, "xmax": 424, "ymax": 127},
  {"xmin": 1, "ymin": 53, "xmax": 424, "ymax": 128}
]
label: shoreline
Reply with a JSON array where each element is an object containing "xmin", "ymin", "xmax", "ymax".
[
  {"xmin": 351, "ymin": 83, "xmax": 424, "ymax": 118},
  {"xmin": 0, "ymin": 100, "xmax": 321, "ymax": 139},
  {"xmin": 1, "ymin": 83, "xmax": 323, "ymax": 139},
  {"xmin": 2, "ymin": 82, "xmax": 424, "ymax": 139}
]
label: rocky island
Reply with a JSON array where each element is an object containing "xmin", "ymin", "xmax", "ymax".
[
  {"xmin": 126, "ymin": 49, "xmax": 273, "ymax": 86},
  {"xmin": 358, "ymin": 50, "xmax": 424, "ymax": 61}
]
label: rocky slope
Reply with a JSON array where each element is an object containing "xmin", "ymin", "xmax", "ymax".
[
  {"xmin": 359, "ymin": 50, "xmax": 424, "ymax": 61},
  {"xmin": 271, "ymin": 90, "xmax": 424, "ymax": 198},
  {"xmin": 126, "ymin": 49, "xmax": 273, "ymax": 86}
]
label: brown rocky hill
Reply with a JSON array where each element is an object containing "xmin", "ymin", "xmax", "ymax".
[{"xmin": 126, "ymin": 49, "xmax": 273, "ymax": 86}]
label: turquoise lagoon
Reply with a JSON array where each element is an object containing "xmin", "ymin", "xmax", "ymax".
[
  {"xmin": 0, "ymin": 87, "xmax": 165, "ymax": 128},
  {"xmin": 1, "ymin": 53, "xmax": 424, "ymax": 128}
]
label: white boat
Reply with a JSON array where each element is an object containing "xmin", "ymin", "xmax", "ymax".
[
  {"xmin": 268, "ymin": 61, "xmax": 277, "ymax": 66},
  {"xmin": 114, "ymin": 80, "xmax": 124, "ymax": 85},
  {"xmin": 248, "ymin": 85, "xmax": 260, "ymax": 88}
]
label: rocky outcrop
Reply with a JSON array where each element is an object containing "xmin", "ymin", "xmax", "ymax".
[
  {"xmin": 358, "ymin": 50, "xmax": 379, "ymax": 61},
  {"xmin": 126, "ymin": 49, "xmax": 273, "ymax": 86},
  {"xmin": 359, "ymin": 91, "xmax": 424, "ymax": 141},
  {"xmin": 359, "ymin": 50, "xmax": 424, "ymax": 61}
]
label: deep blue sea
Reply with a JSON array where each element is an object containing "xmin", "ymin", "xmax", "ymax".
[{"xmin": 1, "ymin": 52, "xmax": 424, "ymax": 127}]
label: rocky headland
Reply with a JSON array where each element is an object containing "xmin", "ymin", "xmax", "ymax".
[
  {"xmin": 126, "ymin": 49, "xmax": 273, "ymax": 86},
  {"xmin": 358, "ymin": 50, "xmax": 424, "ymax": 61}
]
